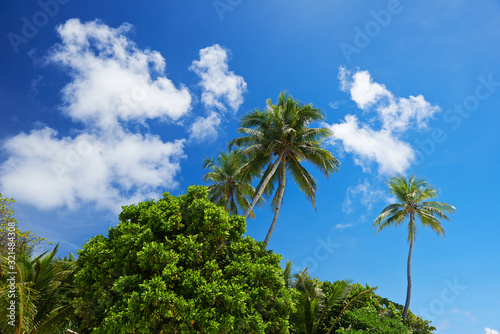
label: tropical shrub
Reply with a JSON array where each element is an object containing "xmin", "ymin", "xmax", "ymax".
[
  {"xmin": 74, "ymin": 186, "xmax": 293, "ymax": 333},
  {"xmin": 0, "ymin": 193, "xmax": 50, "ymax": 256}
]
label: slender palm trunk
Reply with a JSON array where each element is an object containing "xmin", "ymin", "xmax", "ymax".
[
  {"xmin": 263, "ymin": 159, "xmax": 286, "ymax": 247},
  {"xmin": 403, "ymin": 215, "xmax": 414, "ymax": 321},
  {"xmin": 242, "ymin": 155, "xmax": 282, "ymax": 218}
]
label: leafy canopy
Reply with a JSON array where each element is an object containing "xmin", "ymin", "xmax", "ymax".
[
  {"xmin": 373, "ymin": 175, "xmax": 455, "ymax": 241},
  {"xmin": 74, "ymin": 186, "xmax": 293, "ymax": 333},
  {"xmin": 202, "ymin": 149, "xmax": 261, "ymax": 218},
  {"xmin": 230, "ymin": 92, "xmax": 339, "ymax": 212}
]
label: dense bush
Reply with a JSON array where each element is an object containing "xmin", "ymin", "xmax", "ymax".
[
  {"xmin": 74, "ymin": 186, "xmax": 293, "ymax": 333},
  {"xmin": 319, "ymin": 282, "xmax": 435, "ymax": 334}
]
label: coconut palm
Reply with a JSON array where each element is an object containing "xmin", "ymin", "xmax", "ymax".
[
  {"xmin": 202, "ymin": 149, "xmax": 261, "ymax": 218},
  {"xmin": 373, "ymin": 175, "xmax": 455, "ymax": 321},
  {"xmin": 0, "ymin": 244, "xmax": 77, "ymax": 334},
  {"xmin": 283, "ymin": 261, "xmax": 376, "ymax": 334},
  {"xmin": 230, "ymin": 92, "xmax": 340, "ymax": 246}
]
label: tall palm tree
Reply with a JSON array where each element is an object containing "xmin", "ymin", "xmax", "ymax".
[
  {"xmin": 202, "ymin": 149, "xmax": 261, "ymax": 218},
  {"xmin": 373, "ymin": 175, "xmax": 455, "ymax": 321},
  {"xmin": 0, "ymin": 244, "xmax": 77, "ymax": 334},
  {"xmin": 230, "ymin": 92, "xmax": 340, "ymax": 246}
]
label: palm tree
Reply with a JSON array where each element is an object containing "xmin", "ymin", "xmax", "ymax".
[
  {"xmin": 283, "ymin": 261, "xmax": 376, "ymax": 334},
  {"xmin": 373, "ymin": 175, "xmax": 455, "ymax": 321},
  {"xmin": 0, "ymin": 244, "xmax": 77, "ymax": 333},
  {"xmin": 230, "ymin": 92, "xmax": 340, "ymax": 246},
  {"xmin": 202, "ymin": 149, "xmax": 261, "ymax": 218}
]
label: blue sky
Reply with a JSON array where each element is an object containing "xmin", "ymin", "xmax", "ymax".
[{"xmin": 1, "ymin": 1, "xmax": 499, "ymax": 333}]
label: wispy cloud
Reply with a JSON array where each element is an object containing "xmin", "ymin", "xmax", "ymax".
[
  {"xmin": 449, "ymin": 308, "xmax": 477, "ymax": 323},
  {"xmin": 342, "ymin": 179, "xmax": 384, "ymax": 214},
  {"xmin": 485, "ymin": 328, "xmax": 500, "ymax": 334},
  {"xmin": 334, "ymin": 223, "xmax": 354, "ymax": 229}
]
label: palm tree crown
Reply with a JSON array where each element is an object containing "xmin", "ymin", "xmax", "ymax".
[
  {"xmin": 0, "ymin": 244, "xmax": 77, "ymax": 333},
  {"xmin": 373, "ymin": 175, "xmax": 455, "ymax": 321},
  {"xmin": 373, "ymin": 175, "xmax": 455, "ymax": 239},
  {"xmin": 230, "ymin": 92, "xmax": 340, "ymax": 246},
  {"xmin": 202, "ymin": 149, "xmax": 260, "ymax": 218},
  {"xmin": 283, "ymin": 261, "xmax": 377, "ymax": 334}
]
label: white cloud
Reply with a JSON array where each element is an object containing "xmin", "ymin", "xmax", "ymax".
[
  {"xmin": 378, "ymin": 94, "xmax": 440, "ymax": 132},
  {"xmin": 47, "ymin": 19, "xmax": 192, "ymax": 129},
  {"xmin": 0, "ymin": 127, "xmax": 185, "ymax": 211},
  {"xmin": 1, "ymin": 20, "xmax": 247, "ymax": 212},
  {"xmin": 342, "ymin": 179, "xmax": 384, "ymax": 214},
  {"xmin": 449, "ymin": 308, "xmax": 477, "ymax": 322},
  {"xmin": 190, "ymin": 44, "xmax": 247, "ymax": 112},
  {"xmin": 485, "ymin": 328, "xmax": 499, "ymax": 334},
  {"xmin": 328, "ymin": 67, "xmax": 440, "ymax": 174},
  {"xmin": 326, "ymin": 115, "xmax": 415, "ymax": 174},
  {"xmin": 436, "ymin": 319, "xmax": 451, "ymax": 330},
  {"xmin": 329, "ymin": 101, "xmax": 341, "ymax": 109},
  {"xmin": 334, "ymin": 223, "xmax": 354, "ymax": 229},
  {"xmin": 339, "ymin": 68, "xmax": 391, "ymax": 110},
  {"xmin": 189, "ymin": 112, "xmax": 222, "ymax": 142},
  {"xmin": 0, "ymin": 19, "xmax": 193, "ymax": 211},
  {"xmin": 338, "ymin": 66, "xmax": 440, "ymax": 132}
]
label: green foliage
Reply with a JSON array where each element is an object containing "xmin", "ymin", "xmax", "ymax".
[
  {"xmin": 373, "ymin": 175, "xmax": 455, "ymax": 241},
  {"xmin": 335, "ymin": 306, "xmax": 409, "ymax": 334},
  {"xmin": 317, "ymin": 281, "xmax": 436, "ymax": 334},
  {"xmin": 202, "ymin": 149, "xmax": 262, "ymax": 218},
  {"xmin": 283, "ymin": 263, "xmax": 377, "ymax": 334},
  {"xmin": 74, "ymin": 186, "xmax": 293, "ymax": 333},
  {"xmin": 230, "ymin": 92, "xmax": 340, "ymax": 245},
  {"xmin": 0, "ymin": 245, "xmax": 77, "ymax": 333},
  {"xmin": 0, "ymin": 193, "xmax": 51, "ymax": 256}
]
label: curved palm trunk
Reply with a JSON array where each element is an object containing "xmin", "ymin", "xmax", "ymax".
[
  {"xmin": 403, "ymin": 215, "xmax": 414, "ymax": 321},
  {"xmin": 243, "ymin": 155, "xmax": 282, "ymax": 218},
  {"xmin": 263, "ymin": 159, "xmax": 286, "ymax": 247}
]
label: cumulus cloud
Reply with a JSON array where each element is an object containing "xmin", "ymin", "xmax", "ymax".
[
  {"xmin": 342, "ymin": 179, "xmax": 384, "ymax": 214},
  {"xmin": 0, "ymin": 20, "xmax": 247, "ymax": 211},
  {"xmin": 327, "ymin": 67, "xmax": 440, "ymax": 174},
  {"xmin": 339, "ymin": 67, "xmax": 390, "ymax": 110},
  {"xmin": 326, "ymin": 115, "xmax": 414, "ymax": 174},
  {"xmin": 189, "ymin": 112, "xmax": 222, "ymax": 142},
  {"xmin": 190, "ymin": 44, "xmax": 247, "ymax": 112},
  {"xmin": 485, "ymin": 328, "xmax": 500, "ymax": 334},
  {"xmin": 0, "ymin": 127, "xmax": 184, "ymax": 211},
  {"xmin": 47, "ymin": 19, "xmax": 192, "ymax": 129},
  {"xmin": 338, "ymin": 67, "xmax": 440, "ymax": 132},
  {"xmin": 0, "ymin": 19, "xmax": 196, "ymax": 211}
]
